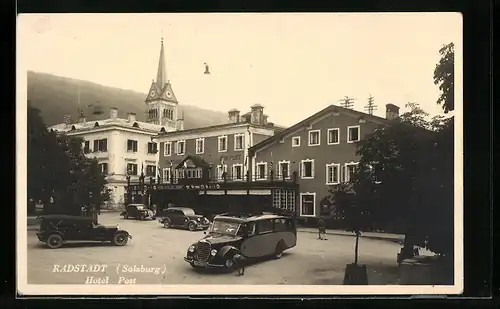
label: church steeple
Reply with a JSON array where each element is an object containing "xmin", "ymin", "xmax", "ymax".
[
  {"xmin": 156, "ymin": 38, "xmax": 167, "ymax": 89},
  {"xmin": 145, "ymin": 37, "xmax": 182, "ymax": 130}
]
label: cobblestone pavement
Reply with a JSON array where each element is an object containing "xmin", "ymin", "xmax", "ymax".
[{"xmin": 27, "ymin": 213, "xmax": 401, "ymax": 285}]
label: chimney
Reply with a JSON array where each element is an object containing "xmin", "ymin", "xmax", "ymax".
[
  {"xmin": 386, "ymin": 103, "xmax": 400, "ymax": 120},
  {"xmin": 110, "ymin": 107, "xmax": 118, "ymax": 119},
  {"xmin": 228, "ymin": 109, "xmax": 241, "ymax": 124},
  {"xmin": 250, "ymin": 104, "xmax": 264, "ymax": 125},
  {"xmin": 127, "ymin": 112, "xmax": 136, "ymax": 123},
  {"xmin": 78, "ymin": 113, "xmax": 86, "ymax": 123}
]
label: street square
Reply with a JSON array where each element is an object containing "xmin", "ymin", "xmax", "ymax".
[{"xmin": 27, "ymin": 213, "xmax": 400, "ymax": 285}]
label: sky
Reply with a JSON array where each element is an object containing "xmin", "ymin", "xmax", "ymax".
[{"xmin": 18, "ymin": 13, "xmax": 462, "ymax": 127}]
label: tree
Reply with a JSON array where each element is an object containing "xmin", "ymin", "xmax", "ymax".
[
  {"xmin": 55, "ymin": 135, "xmax": 111, "ymax": 215},
  {"xmin": 27, "ymin": 102, "xmax": 110, "ymax": 215},
  {"xmin": 328, "ymin": 181, "xmax": 372, "ymax": 265},
  {"xmin": 27, "ymin": 104, "xmax": 61, "ymax": 213},
  {"xmin": 433, "ymin": 43, "xmax": 454, "ymax": 113}
]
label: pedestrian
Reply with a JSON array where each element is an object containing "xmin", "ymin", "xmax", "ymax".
[
  {"xmin": 233, "ymin": 253, "xmax": 246, "ymax": 276},
  {"xmin": 317, "ymin": 217, "xmax": 327, "ymax": 240}
]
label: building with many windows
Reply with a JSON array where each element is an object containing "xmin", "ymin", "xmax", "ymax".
[
  {"xmin": 248, "ymin": 103, "xmax": 400, "ymax": 222},
  {"xmin": 49, "ymin": 38, "xmax": 181, "ymax": 206}
]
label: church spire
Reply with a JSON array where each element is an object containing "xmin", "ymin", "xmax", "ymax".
[{"xmin": 156, "ymin": 37, "xmax": 167, "ymax": 88}]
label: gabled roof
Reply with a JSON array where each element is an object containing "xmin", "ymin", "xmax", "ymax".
[
  {"xmin": 174, "ymin": 155, "xmax": 211, "ymax": 169},
  {"xmin": 248, "ymin": 104, "xmax": 388, "ymax": 155}
]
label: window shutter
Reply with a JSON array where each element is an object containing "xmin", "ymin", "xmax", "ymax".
[
  {"xmin": 299, "ymin": 162, "xmax": 303, "ymax": 177},
  {"xmin": 311, "ymin": 161, "xmax": 315, "ymax": 178}
]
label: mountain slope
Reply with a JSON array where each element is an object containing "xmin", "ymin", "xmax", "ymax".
[{"xmin": 27, "ymin": 71, "xmax": 228, "ymax": 128}]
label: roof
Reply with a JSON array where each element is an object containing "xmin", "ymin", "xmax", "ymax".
[
  {"xmin": 40, "ymin": 215, "xmax": 93, "ymax": 221},
  {"xmin": 175, "ymin": 155, "xmax": 211, "ymax": 169},
  {"xmin": 156, "ymin": 121, "xmax": 275, "ymax": 138},
  {"xmin": 248, "ymin": 104, "xmax": 389, "ymax": 155},
  {"xmin": 168, "ymin": 207, "xmax": 195, "ymax": 212},
  {"xmin": 214, "ymin": 213, "xmax": 291, "ymax": 223},
  {"xmin": 49, "ymin": 117, "xmax": 169, "ymax": 134}
]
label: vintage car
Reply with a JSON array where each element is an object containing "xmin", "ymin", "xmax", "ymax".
[
  {"xmin": 184, "ymin": 212, "xmax": 297, "ymax": 269},
  {"xmin": 120, "ymin": 204, "xmax": 155, "ymax": 220},
  {"xmin": 159, "ymin": 207, "xmax": 210, "ymax": 231},
  {"xmin": 36, "ymin": 215, "xmax": 132, "ymax": 249}
]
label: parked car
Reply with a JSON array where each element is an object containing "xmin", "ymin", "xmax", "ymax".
[
  {"xmin": 159, "ymin": 207, "xmax": 210, "ymax": 231},
  {"xmin": 120, "ymin": 204, "xmax": 155, "ymax": 220},
  {"xmin": 184, "ymin": 212, "xmax": 297, "ymax": 270},
  {"xmin": 36, "ymin": 215, "xmax": 132, "ymax": 249}
]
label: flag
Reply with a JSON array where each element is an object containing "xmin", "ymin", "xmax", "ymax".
[
  {"xmin": 141, "ymin": 163, "xmax": 144, "ymax": 174},
  {"xmin": 183, "ymin": 161, "xmax": 187, "ymax": 168},
  {"xmin": 220, "ymin": 156, "xmax": 224, "ymax": 166}
]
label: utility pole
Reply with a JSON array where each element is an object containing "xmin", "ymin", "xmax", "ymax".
[
  {"xmin": 339, "ymin": 96, "xmax": 355, "ymax": 109},
  {"xmin": 364, "ymin": 94, "xmax": 377, "ymax": 115}
]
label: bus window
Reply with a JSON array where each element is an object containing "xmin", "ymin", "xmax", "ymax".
[
  {"xmin": 257, "ymin": 219, "xmax": 274, "ymax": 234},
  {"xmin": 274, "ymin": 218, "xmax": 288, "ymax": 231}
]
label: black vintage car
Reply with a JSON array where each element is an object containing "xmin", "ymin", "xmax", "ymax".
[
  {"xmin": 120, "ymin": 204, "xmax": 155, "ymax": 220},
  {"xmin": 159, "ymin": 207, "xmax": 210, "ymax": 231},
  {"xmin": 184, "ymin": 212, "xmax": 297, "ymax": 270},
  {"xmin": 36, "ymin": 215, "xmax": 132, "ymax": 249}
]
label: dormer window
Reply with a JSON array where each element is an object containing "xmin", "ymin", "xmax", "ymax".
[
  {"xmin": 160, "ymin": 127, "xmax": 166, "ymax": 133},
  {"xmin": 132, "ymin": 122, "xmax": 139, "ymax": 128},
  {"xmin": 71, "ymin": 125, "xmax": 76, "ymax": 131},
  {"xmin": 94, "ymin": 122, "xmax": 99, "ymax": 127}
]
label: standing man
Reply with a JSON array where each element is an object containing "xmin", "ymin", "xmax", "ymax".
[
  {"xmin": 317, "ymin": 217, "xmax": 327, "ymax": 240},
  {"xmin": 234, "ymin": 223, "xmax": 249, "ymax": 276}
]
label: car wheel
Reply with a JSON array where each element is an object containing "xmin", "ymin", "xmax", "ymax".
[
  {"xmin": 163, "ymin": 218, "xmax": 171, "ymax": 228},
  {"xmin": 274, "ymin": 241, "xmax": 285, "ymax": 259},
  {"xmin": 190, "ymin": 263, "xmax": 202, "ymax": 269},
  {"xmin": 46, "ymin": 234, "xmax": 63, "ymax": 249},
  {"xmin": 124, "ymin": 214, "xmax": 129, "ymax": 219},
  {"xmin": 188, "ymin": 222, "xmax": 197, "ymax": 231},
  {"xmin": 112, "ymin": 232, "xmax": 129, "ymax": 246}
]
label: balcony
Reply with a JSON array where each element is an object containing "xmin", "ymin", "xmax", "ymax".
[{"xmin": 126, "ymin": 170, "xmax": 298, "ymax": 191}]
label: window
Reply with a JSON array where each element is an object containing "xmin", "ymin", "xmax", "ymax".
[
  {"xmin": 300, "ymin": 159, "xmax": 315, "ymax": 179},
  {"xmin": 234, "ymin": 134, "xmax": 244, "ymax": 151},
  {"xmin": 164, "ymin": 142, "xmax": 171, "ymax": 156},
  {"xmin": 344, "ymin": 162, "xmax": 359, "ymax": 182},
  {"xmin": 274, "ymin": 218, "xmax": 291, "ymax": 232},
  {"xmin": 300, "ymin": 192, "xmax": 316, "ymax": 217},
  {"xmin": 127, "ymin": 140, "xmax": 138, "ymax": 152},
  {"xmin": 292, "ymin": 136, "xmax": 301, "ymax": 147},
  {"xmin": 83, "ymin": 141, "xmax": 90, "ymax": 154},
  {"xmin": 277, "ymin": 160, "xmax": 290, "ymax": 179},
  {"xmin": 176, "ymin": 140, "xmax": 185, "ymax": 155},
  {"xmin": 196, "ymin": 138, "xmax": 204, "ymax": 154},
  {"xmin": 327, "ymin": 128, "xmax": 340, "ymax": 145},
  {"xmin": 164, "ymin": 109, "xmax": 174, "ymax": 120},
  {"xmin": 218, "ymin": 135, "xmax": 228, "ymax": 152},
  {"xmin": 347, "ymin": 125, "xmax": 360, "ymax": 143},
  {"xmin": 216, "ymin": 164, "xmax": 227, "ymax": 180},
  {"xmin": 126, "ymin": 163, "xmax": 138, "ymax": 175},
  {"xmin": 326, "ymin": 163, "xmax": 341, "ymax": 185},
  {"xmin": 257, "ymin": 219, "xmax": 274, "ymax": 234},
  {"xmin": 308, "ymin": 130, "xmax": 320, "ymax": 146},
  {"xmin": 98, "ymin": 163, "xmax": 108, "ymax": 175},
  {"xmin": 232, "ymin": 164, "xmax": 243, "ymax": 181},
  {"xmin": 93, "ymin": 140, "xmax": 99, "ymax": 152},
  {"xmin": 98, "ymin": 139, "xmax": 107, "ymax": 151},
  {"xmin": 146, "ymin": 165, "xmax": 156, "ymax": 177},
  {"xmin": 162, "ymin": 168, "xmax": 171, "ymax": 183},
  {"xmin": 147, "ymin": 142, "xmax": 158, "ymax": 154},
  {"xmin": 272, "ymin": 189, "xmax": 296, "ymax": 212},
  {"xmin": 256, "ymin": 162, "xmax": 267, "ymax": 180}
]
